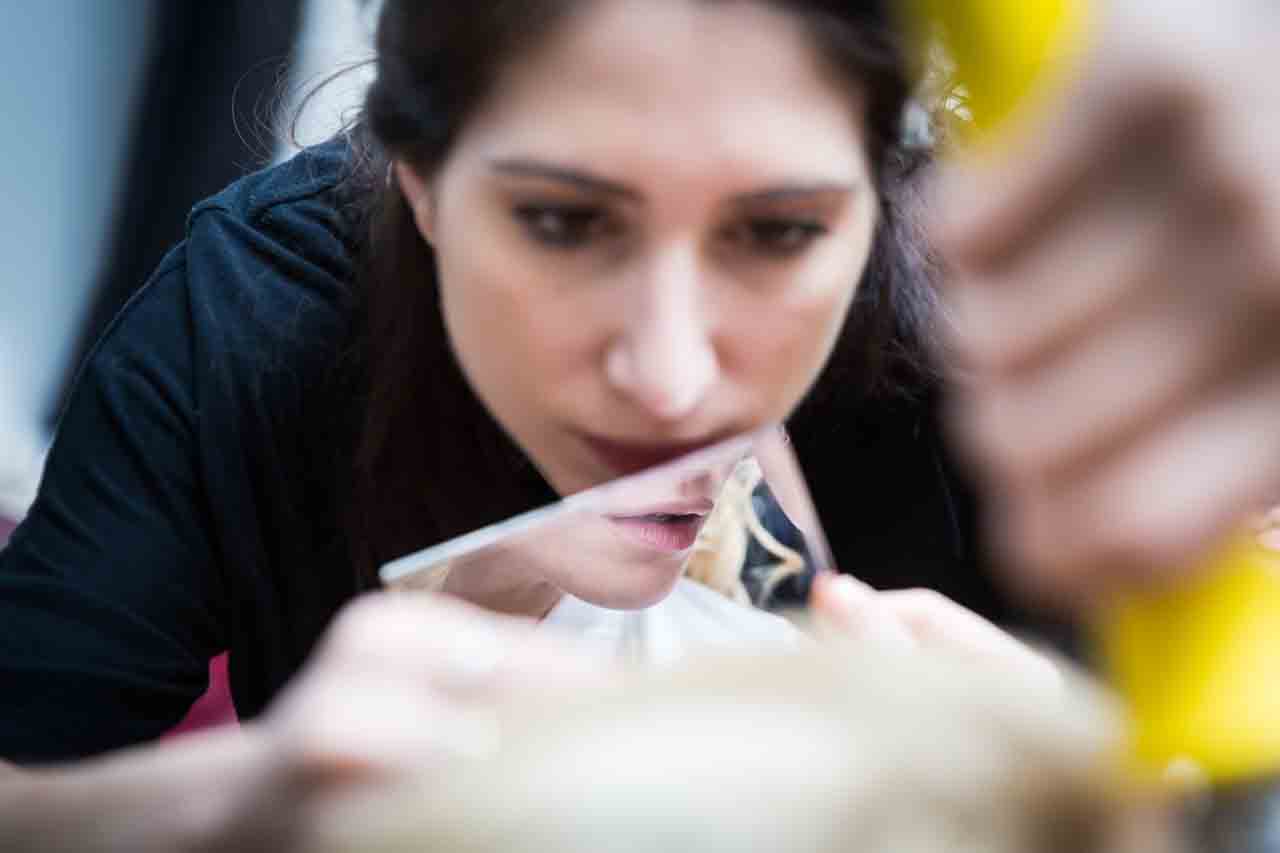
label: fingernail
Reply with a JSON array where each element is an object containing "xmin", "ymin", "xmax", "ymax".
[
  {"xmin": 814, "ymin": 574, "xmax": 872, "ymax": 632},
  {"xmin": 825, "ymin": 577, "xmax": 917, "ymax": 652}
]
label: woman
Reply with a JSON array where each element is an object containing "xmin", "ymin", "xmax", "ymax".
[{"xmin": 0, "ymin": 1, "xmax": 1044, "ymax": 848}]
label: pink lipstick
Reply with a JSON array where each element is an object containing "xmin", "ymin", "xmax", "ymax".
[{"xmin": 606, "ymin": 513, "xmax": 707, "ymax": 552}]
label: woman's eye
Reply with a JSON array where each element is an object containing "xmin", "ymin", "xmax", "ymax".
[
  {"xmin": 514, "ymin": 204, "xmax": 611, "ymax": 249},
  {"xmin": 727, "ymin": 219, "xmax": 829, "ymax": 257}
]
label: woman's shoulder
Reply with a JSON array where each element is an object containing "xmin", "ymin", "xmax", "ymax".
[
  {"xmin": 170, "ymin": 138, "xmax": 369, "ymax": 395},
  {"xmin": 196, "ymin": 136, "xmax": 358, "ymax": 220},
  {"xmin": 72, "ymin": 136, "xmax": 370, "ymax": 464},
  {"xmin": 185, "ymin": 136, "xmax": 364, "ymax": 303}
]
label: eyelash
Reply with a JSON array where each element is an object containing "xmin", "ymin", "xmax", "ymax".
[
  {"xmin": 512, "ymin": 204, "xmax": 829, "ymax": 257},
  {"xmin": 514, "ymin": 204, "xmax": 614, "ymax": 248},
  {"xmin": 721, "ymin": 219, "xmax": 830, "ymax": 258}
]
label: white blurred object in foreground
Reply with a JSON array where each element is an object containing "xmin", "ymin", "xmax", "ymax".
[{"xmin": 311, "ymin": 643, "xmax": 1168, "ymax": 853}]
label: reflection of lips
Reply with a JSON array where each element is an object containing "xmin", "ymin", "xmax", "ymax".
[
  {"xmin": 614, "ymin": 499, "xmax": 715, "ymax": 517},
  {"xmin": 607, "ymin": 514, "xmax": 706, "ymax": 552}
]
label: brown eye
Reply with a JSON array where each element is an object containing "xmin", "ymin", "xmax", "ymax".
[
  {"xmin": 514, "ymin": 204, "xmax": 612, "ymax": 249},
  {"xmin": 720, "ymin": 217, "xmax": 829, "ymax": 259},
  {"xmin": 734, "ymin": 218, "xmax": 828, "ymax": 256}
]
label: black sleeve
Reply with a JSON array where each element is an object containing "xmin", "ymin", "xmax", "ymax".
[{"xmin": 0, "ymin": 251, "xmax": 229, "ymax": 764}]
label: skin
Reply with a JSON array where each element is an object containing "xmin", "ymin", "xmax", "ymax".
[
  {"xmin": 935, "ymin": 0, "xmax": 1280, "ymax": 606},
  {"xmin": 398, "ymin": 0, "xmax": 877, "ymax": 501},
  {"xmin": 436, "ymin": 460, "xmax": 734, "ymax": 613}
]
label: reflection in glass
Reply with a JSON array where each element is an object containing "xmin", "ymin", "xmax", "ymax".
[{"xmin": 380, "ymin": 426, "xmax": 832, "ymax": 622}]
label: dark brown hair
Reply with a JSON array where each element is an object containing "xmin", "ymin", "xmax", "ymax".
[{"xmin": 344, "ymin": 0, "xmax": 937, "ymax": 585}]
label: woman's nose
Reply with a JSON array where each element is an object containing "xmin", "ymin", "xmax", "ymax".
[{"xmin": 605, "ymin": 249, "xmax": 719, "ymax": 421}]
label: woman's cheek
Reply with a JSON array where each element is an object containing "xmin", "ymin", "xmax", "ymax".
[
  {"xmin": 730, "ymin": 294, "xmax": 850, "ymax": 418},
  {"xmin": 777, "ymin": 231, "xmax": 876, "ymax": 385},
  {"xmin": 436, "ymin": 256, "xmax": 553, "ymax": 428},
  {"xmin": 781, "ymin": 263, "xmax": 861, "ymax": 373},
  {"xmin": 440, "ymin": 233, "xmax": 554, "ymax": 358}
]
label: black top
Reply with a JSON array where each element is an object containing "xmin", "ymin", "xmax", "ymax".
[{"xmin": 0, "ymin": 138, "xmax": 1036, "ymax": 765}]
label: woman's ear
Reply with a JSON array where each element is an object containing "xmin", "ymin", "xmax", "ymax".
[{"xmin": 394, "ymin": 160, "xmax": 436, "ymax": 244}]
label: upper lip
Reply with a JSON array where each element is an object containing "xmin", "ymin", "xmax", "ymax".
[
  {"xmin": 607, "ymin": 499, "xmax": 716, "ymax": 519},
  {"xmin": 578, "ymin": 431, "xmax": 739, "ymax": 477}
]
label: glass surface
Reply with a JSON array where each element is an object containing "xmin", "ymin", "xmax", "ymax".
[{"xmin": 380, "ymin": 425, "xmax": 832, "ymax": 616}]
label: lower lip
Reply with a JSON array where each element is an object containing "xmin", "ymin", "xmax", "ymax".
[{"xmin": 607, "ymin": 515, "xmax": 705, "ymax": 552}]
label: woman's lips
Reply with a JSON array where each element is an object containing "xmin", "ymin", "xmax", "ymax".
[
  {"xmin": 613, "ymin": 499, "xmax": 716, "ymax": 517},
  {"xmin": 606, "ymin": 513, "xmax": 707, "ymax": 552}
]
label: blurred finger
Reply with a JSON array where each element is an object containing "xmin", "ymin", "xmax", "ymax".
[
  {"xmin": 1174, "ymin": 15, "xmax": 1280, "ymax": 308},
  {"xmin": 271, "ymin": 678, "xmax": 506, "ymax": 793},
  {"xmin": 320, "ymin": 593, "xmax": 609, "ymax": 695},
  {"xmin": 934, "ymin": 54, "xmax": 1181, "ymax": 272},
  {"xmin": 998, "ymin": 361, "xmax": 1280, "ymax": 605},
  {"xmin": 879, "ymin": 588, "xmax": 1061, "ymax": 688},
  {"xmin": 946, "ymin": 153, "xmax": 1177, "ymax": 377},
  {"xmin": 959, "ymin": 232, "xmax": 1273, "ymax": 489},
  {"xmin": 811, "ymin": 574, "xmax": 916, "ymax": 652}
]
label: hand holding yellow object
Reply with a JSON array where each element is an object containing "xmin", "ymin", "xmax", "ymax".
[
  {"xmin": 917, "ymin": 1, "xmax": 1280, "ymax": 846},
  {"xmin": 926, "ymin": 0, "xmax": 1280, "ymax": 606}
]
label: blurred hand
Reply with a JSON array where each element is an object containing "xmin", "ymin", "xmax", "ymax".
[
  {"xmin": 811, "ymin": 573, "xmax": 1061, "ymax": 690},
  {"xmin": 240, "ymin": 592, "xmax": 611, "ymax": 846},
  {"xmin": 935, "ymin": 0, "xmax": 1280, "ymax": 606}
]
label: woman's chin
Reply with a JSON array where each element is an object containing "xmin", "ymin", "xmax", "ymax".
[{"xmin": 567, "ymin": 568, "xmax": 684, "ymax": 611}]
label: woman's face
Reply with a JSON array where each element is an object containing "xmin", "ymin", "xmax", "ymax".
[{"xmin": 399, "ymin": 0, "xmax": 879, "ymax": 498}]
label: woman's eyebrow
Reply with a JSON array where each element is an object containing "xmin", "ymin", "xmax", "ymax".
[
  {"xmin": 489, "ymin": 157, "xmax": 858, "ymax": 205},
  {"xmin": 489, "ymin": 158, "xmax": 640, "ymax": 200},
  {"xmin": 729, "ymin": 183, "xmax": 859, "ymax": 206}
]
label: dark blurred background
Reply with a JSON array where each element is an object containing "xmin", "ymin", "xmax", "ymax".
[{"xmin": 0, "ymin": 1, "xmax": 375, "ymax": 533}]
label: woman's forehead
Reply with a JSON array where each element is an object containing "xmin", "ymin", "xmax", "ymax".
[
  {"xmin": 525, "ymin": 0, "xmax": 825, "ymax": 86},
  {"xmin": 454, "ymin": 0, "xmax": 870, "ymax": 183}
]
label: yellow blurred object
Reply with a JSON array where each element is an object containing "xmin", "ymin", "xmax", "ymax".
[
  {"xmin": 1101, "ymin": 540, "xmax": 1280, "ymax": 783},
  {"xmin": 909, "ymin": 0, "xmax": 1280, "ymax": 793},
  {"xmin": 906, "ymin": 0, "xmax": 1089, "ymax": 138}
]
